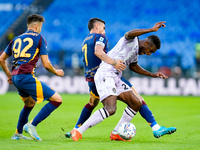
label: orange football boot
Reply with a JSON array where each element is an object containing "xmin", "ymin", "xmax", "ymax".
[
  {"xmin": 71, "ymin": 129, "xmax": 82, "ymax": 141},
  {"xmin": 110, "ymin": 131, "xmax": 131, "ymax": 141}
]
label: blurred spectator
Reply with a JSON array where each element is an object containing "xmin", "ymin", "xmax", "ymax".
[{"xmin": 171, "ymin": 66, "xmax": 182, "ymax": 78}]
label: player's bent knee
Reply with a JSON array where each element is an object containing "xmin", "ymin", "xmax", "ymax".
[
  {"xmin": 89, "ymin": 98, "xmax": 99, "ymax": 107},
  {"xmin": 105, "ymin": 108, "xmax": 116, "ymax": 116},
  {"xmin": 137, "ymin": 100, "xmax": 142, "ymax": 109},
  {"xmin": 49, "ymin": 92, "xmax": 62, "ymax": 103}
]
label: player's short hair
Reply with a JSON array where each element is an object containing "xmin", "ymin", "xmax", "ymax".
[
  {"xmin": 27, "ymin": 14, "xmax": 45, "ymax": 26},
  {"xmin": 88, "ymin": 18, "xmax": 105, "ymax": 31},
  {"xmin": 147, "ymin": 35, "xmax": 161, "ymax": 49}
]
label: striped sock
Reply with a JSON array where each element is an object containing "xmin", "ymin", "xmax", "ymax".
[
  {"xmin": 75, "ymin": 103, "xmax": 94, "ymax": 128},
  {"xmin": 114, "ymin": 106, "xmax": 137, "ymax": 131},
  {"xmin": 77, "ymin": 108, "xmax": 109, "ymax": 134}
]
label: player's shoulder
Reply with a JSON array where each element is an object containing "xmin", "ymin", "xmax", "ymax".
[
  {"xmin": 95, "ymin": 33, "xmax": 107, "ymax": 38},
  {"xmin": 95, "ymin": 34, "xmax": 108, "ymax": 42},
  {"xmin": 40, "ymin": 34, "xmax": 47, "ymax": 43}
]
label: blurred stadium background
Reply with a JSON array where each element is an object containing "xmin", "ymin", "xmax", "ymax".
[{"xmin": 0, "ymin": 0, "xmax": 200, "ymax": 95}]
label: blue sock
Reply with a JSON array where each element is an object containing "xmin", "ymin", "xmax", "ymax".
[
  {"xmin": 139, "ymin": 101, "xmax": 157, "ymax": 127},
  {"xmin": 32, "ymin": 101, "xmax": 62, "ymax": 126},
  {"xmin": 75, "ymin": 103, "xmax": 94, "ymax": 128},
  {"xmin": 17, "ymin": 105, "xmax": 34, "ymax": 134}
]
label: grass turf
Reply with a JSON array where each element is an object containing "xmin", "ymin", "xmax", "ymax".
[{"xmin": 0, "ymin": 92, "xmax": 200, "ymax": 150}]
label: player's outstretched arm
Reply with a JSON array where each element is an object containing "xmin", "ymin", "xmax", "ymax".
[
  {"xmin": 0, "ymin": 52, "xmax": 12, "ymax": 84},
  {"xmin": 125, "ymin": 21, "xmax": 166, "ymax": 40},
  {"xmin": 41, "ymin": 55, "xmax": 64, "ymax": 77},
  {"xmin": 129, "ymin": 62, "xmax": 167, "ymax": 79}
]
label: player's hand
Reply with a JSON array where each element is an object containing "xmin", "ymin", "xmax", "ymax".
[
  {"xmin": 152, "ymin": 21, "xmax": 166, "ymax": 31},
  {"xmin": 55, "ymin": 69, "xmax": 64, "ymax": 77},
  {"xmin": 7, "ymin": 76, "xmax": 13, "ymax": 84},
  {"xmin": 152, "ymin": 72, "xmax": 168, "ymax": 79},
  {"xmin": 112, "ymin": 60, "xmax": 126, "ymax": 73}
]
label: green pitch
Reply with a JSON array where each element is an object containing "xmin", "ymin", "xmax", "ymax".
[{"xmin": 0, "ymin": 92, "xmax": 200, "ymax": 150}]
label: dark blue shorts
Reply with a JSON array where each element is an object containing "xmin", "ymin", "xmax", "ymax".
[{"xmin": 12, "ymin": 74, "xmax": 55, "ymax": 103}]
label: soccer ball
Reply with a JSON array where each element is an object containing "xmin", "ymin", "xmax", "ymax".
[{"xmin": 117, "ymin": 122, "xmax": 136, "ymax": 140}]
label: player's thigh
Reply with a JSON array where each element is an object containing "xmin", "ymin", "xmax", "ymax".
[
  {"xmin": 120, "ymin": 77, "xmax": 144, "ymax": 101},
  {"xmin": 12, "ymin": 74, "xmax": 56, "ymax": 104},
  {"xmin": 131, "ymin": 87, "xmax": 144, "ymax": 101},
  {"xmin": 102, "ymin": 95, "xmax": 118, "ymax": 115},
  {"xmin": 48, "ymin": 92, "xmax": 62, "ymax": 102},
  {"xmin": 24, "ymin": 96, "xmax": 36, "ymax": 107},
  {"xmin": 94, "ymin": 71, "xmax": 117, "ymax": 102},
  {"xmin": 118, "ymin": 90, "xmax": 142, "ymax": 109}
]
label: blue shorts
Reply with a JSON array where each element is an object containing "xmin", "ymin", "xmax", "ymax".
[
  {"xmin": 12, "ymin": 74, "xmax": 55, "ymax": 103},
  {"xmin": 88, "ymin": 81, "xmax": 99, "ymax": 98}
]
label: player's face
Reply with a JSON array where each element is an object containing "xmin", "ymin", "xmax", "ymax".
[
  {"xmin": 36, "ymin": 22, "xmax": 43, "ymax": 33},
  {"xmin": 139, "ymin": 44, "xmax": 157, "ymax": 55},
  {"xmin": 97, "ymin": 22, "xmax": 106, "ymax": 34}
]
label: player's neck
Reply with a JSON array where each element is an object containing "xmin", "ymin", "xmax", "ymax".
[
  {"xmin": 90, "ymin": 29, "xmax": 100, "ymax": 34},
  {"xmin": 27, "ymin": 27, "xmax": 39, "ymax": 33}
]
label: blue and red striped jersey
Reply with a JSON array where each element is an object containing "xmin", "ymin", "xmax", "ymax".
[{"xmin": 4, "ymin": 30, "xmax": 48, "ymax": 75}]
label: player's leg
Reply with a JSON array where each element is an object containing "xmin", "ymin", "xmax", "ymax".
[
  {"xmin": 24, "ymin": 92, "xmax": 62, "ymax": 141},
  {"xmin": 74, "ymin": 93, "xmax": 99, "ymax": 128},
  {"xmin": 71, "ymin": 73, "xmax": 118, "ymax": 141},
  {"xmin": 12, "ymin": 96, "xmax": 35, "ymax": 140},
  {"xmin": 130, "ymin": 87, "xmax": 160, "ymax": 129},
  {"xmin": 116, "ymin": 90, "xmax": 142, "ymax": 128},
  {"xmin": 11, "ymin": 75, "xmax": 35, "ymax": 140},
  {"xmin": 71, "ymin": 96, "xmax": 116, "ymax": 141},
  {"xmin": 120, "ymin": 78, "xmax": 176, "ymax": 138},
  {"xmin": 131, "ymin": 87, "xmax": 176, "ymax": 138},
  {"xmin": 74, "ymin": 82, "xmax": 100, "ymax": 129},
  {"xmin": 31, "ymin": 92, "xmax": 62, "ymax": 127},
  {"xmin": 110, "ymin": 90, "xmax": 142, "ymax": 141},
  {"xmin": 65, "ymin": 82, "xmax": 99, "ymax": 138},
  {"xmin": 23, "ymin": 75, "xmax": 62, "ymax": 141}
]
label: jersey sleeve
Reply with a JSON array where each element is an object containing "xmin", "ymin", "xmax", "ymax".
[
  {"xmin": 4, "ymin": 39, "xmax": 13, "ymax": 56},
  {"xmin": 38, "ymin": 35, "xmax": 48, "ymax": 55},
  {"xmin": 95, "ymin": 34, "xmax": 108, "ymax": 48}
]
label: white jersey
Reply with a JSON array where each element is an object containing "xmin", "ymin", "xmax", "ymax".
[{"xmin": 98, "ymin": 36, "xmax": 139, "ymax": 73}]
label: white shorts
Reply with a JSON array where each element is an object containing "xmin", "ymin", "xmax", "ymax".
[{"xmin": 94, "ymin": 70, "xmax": 132, "ymax": 102}]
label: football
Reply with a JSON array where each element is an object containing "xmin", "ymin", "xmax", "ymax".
[{"xmin": 117, "ymin": 122, "xmax": 136, "ymax": 140}]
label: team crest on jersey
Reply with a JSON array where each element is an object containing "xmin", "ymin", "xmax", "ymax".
[
  {"xmin": 112, "ymin": 88, "xmax": 116, "ymax": 93},
  {"xmin": 99, "ymin": 37, "xmax": 104, "ymax": 41}
]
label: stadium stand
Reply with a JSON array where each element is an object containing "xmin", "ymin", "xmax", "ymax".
[{"xmin": 0, "ymin": 0, "xmax": 199, "ymax": 77}]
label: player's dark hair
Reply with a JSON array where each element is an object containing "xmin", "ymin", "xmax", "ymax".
[
  {"xmin": 88, "ymin": 18, "xmax": 105, "ymax": 31},
  {"xmin": 27, "ymin": 14, "xmax": 45, "ymax": 25},
  {"xmin": 147, "ymin": 35, "xmax": 161, "ymax": 49}
]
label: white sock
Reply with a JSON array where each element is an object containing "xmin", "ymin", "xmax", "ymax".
[
  {"xmin": 152, "ymin": 124, "xmax": 161, "ymax": 131},
  {"xmin": 114, "ymin": 106, "xmax": 137, "ymax": 131},
  {"xmin": 77, "ymin": 108, "xmax": 109, "ymax": 134}
]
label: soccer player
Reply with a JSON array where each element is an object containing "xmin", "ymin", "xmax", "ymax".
[
  {"xmin": 70, "ymin": 21, "xmax": 176, "ymax": 141},
  {"xmin": 0, "ymin": 14, "xmax": 64, "ymax": 141},
  {"xmin": 66, "ymin": 19, "xmax": 176, "ymax": 141},
  {"xmin": 65, "ymin": 18, "xmax": 126, "ymax": 138}
]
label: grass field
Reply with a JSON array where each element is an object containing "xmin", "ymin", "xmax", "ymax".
[{"xmin": 0, "ymin": 92, "xmax": 200, "ymax": 150}]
